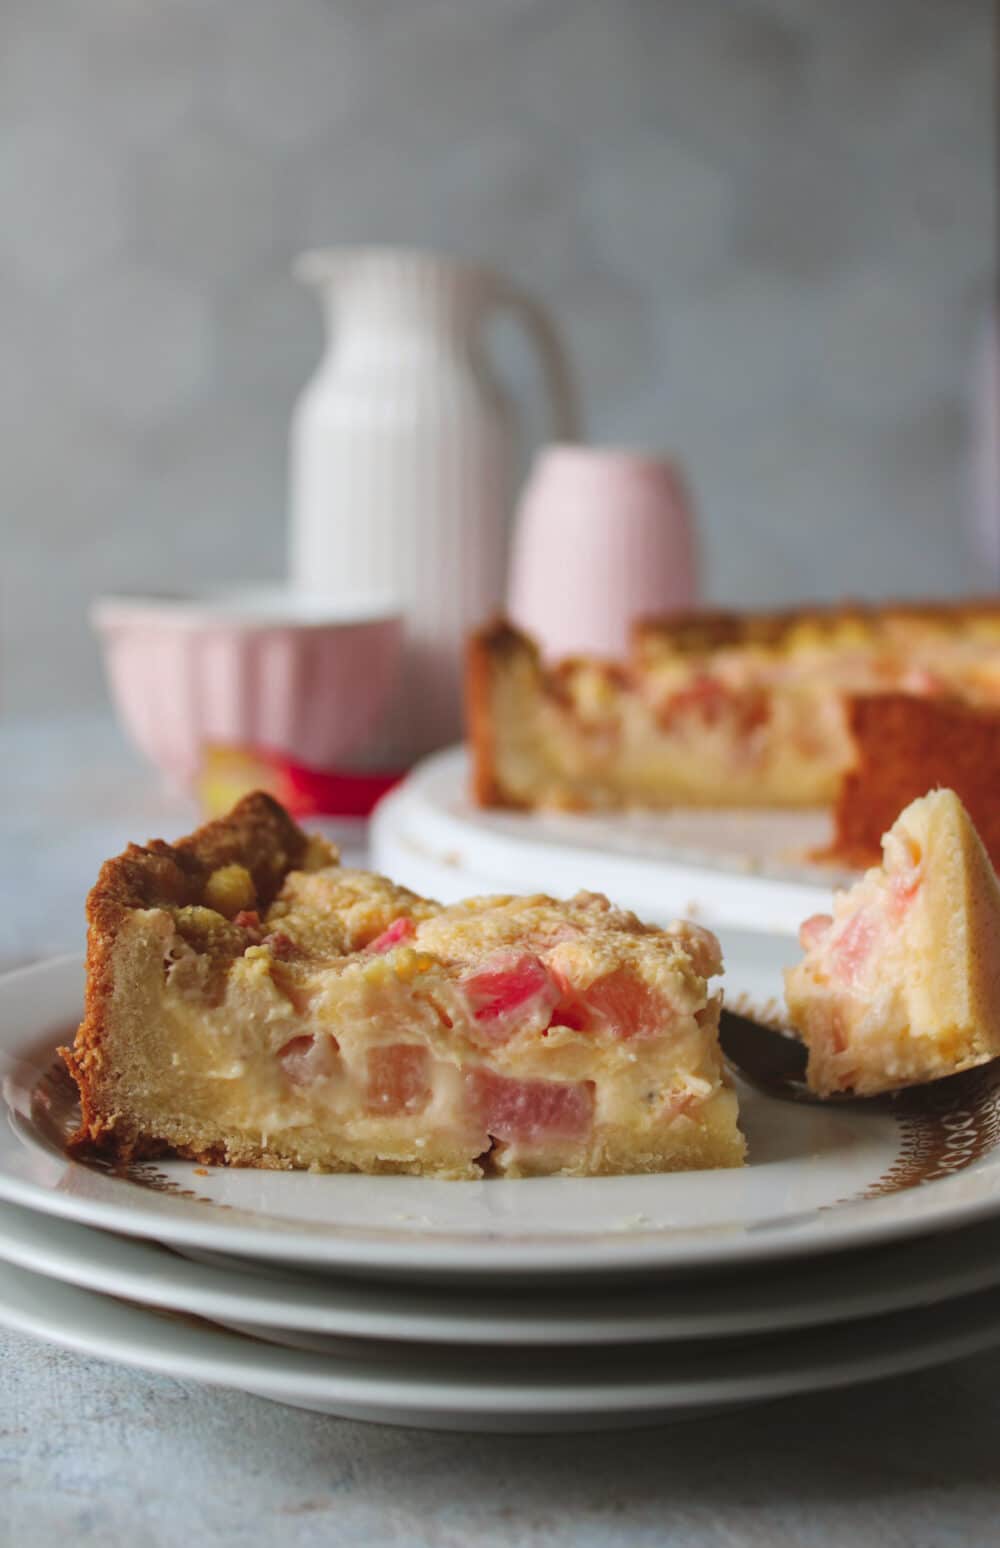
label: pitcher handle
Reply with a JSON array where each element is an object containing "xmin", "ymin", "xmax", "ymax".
[{"xmin": 498, "ymin": 283, "xmax": 582, "ymax": 443}]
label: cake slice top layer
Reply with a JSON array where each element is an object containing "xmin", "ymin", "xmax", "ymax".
[
  {"xmin": 82, "ymin": 792, "xmax": 724, "ymax": 1060},
  {"xmin": 270, "ymin": 865, "xmax": 720, "ymax": 985},
  {"xmin": 101, "ymin": 793, "xmax": 720, "ymax": 1004},
  {"xmin": 785, "ymin": 788, "xmax": 1000, "ymax": 1095},
  {"xmin": 90, "ymin": 791, "xmax": 322, "ymax": 932}
]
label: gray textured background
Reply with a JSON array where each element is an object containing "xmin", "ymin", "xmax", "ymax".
[{"xmin": 1, "ymin": 0, "xmax": 995, "ymax": 715}]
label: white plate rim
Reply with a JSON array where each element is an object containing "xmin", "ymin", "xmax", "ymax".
[
  {"xmin": 4, "ymin": 1256, "xmax": 1000, "ymax": 1423},
  {"xmin": 7, "ymin": 1196, "xmax": 1000, "ymax": 1346}
]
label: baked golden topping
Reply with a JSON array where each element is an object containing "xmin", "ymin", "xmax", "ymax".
[{"xmin": 203, "ymin": 864, "xmax": 257, "ymax": 918}]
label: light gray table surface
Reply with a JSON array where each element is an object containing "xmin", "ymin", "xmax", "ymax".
[{"xmin": 3, "ymin": 712, "xmax": 1000, "ymax": 1547}]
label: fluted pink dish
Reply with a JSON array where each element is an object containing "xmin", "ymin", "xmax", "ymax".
[
  {"xmin": 508, "ymin": 446, "xmax": 700, "ymax": 660},
  {"xmin": 91, "ymin": 588, "xmax": 402, "ymax": 787}
]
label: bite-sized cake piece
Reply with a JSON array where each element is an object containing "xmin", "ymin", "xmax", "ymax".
[
  {"xmin": 785, "ymin": 789, "xmax": 1000, "ymax": 1096},
  {"xmin": 63, "ymin": 794, "xmax": 743, "ymax": 1178},
  {"xmin": 829, "ymin": 694, "xmax": 1000, "ymax": 871},
  {"xmin": 467, "ymin": 603, "xmax": 1000, "ymax": 812}
]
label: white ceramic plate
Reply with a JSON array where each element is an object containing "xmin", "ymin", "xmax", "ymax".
[
  {"xmin": 5, "ymin": 955, "xmax": 1000, "ymax": 1283},
  {"xmin": 8, "ymin": 1196, "xmax": 1000, "ymax": 1347},
  {"xmin": 4, "ymin": 1256, "xmax": 1000, "ymax": 1431},
  {"xmin": 370, "ymin": 747, "xmax": 855, "ymax": 935}
]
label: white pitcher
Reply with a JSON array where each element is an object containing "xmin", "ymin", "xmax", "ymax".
[{"xmin": 289, "ymin": 247, "xmax": 580, "ymax": 763}]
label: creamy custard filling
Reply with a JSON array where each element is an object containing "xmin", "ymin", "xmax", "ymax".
[
  {"xmin": 149, "ymin": 874, "xmax": 733, "ymax": 1171},
  {"xmin": 785, "ymin": 830, "xmax": 924, "ymax": 1090}
]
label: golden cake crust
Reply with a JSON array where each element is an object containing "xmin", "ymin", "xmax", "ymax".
[
  {"xmin": 63, "ymin": 792, "xmax": 312, "ymax": 1160},
  {"xmin": 466, "ymin": 619, "xmax": 526, "ymax": 808},
  {"xmin": 830, "ymin": 694, "xmax": 1000, "ymax": 870}
]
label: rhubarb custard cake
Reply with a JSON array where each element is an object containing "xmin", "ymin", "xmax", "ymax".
[
  {"xmin": 63, "ymin": 794, "xmax": 744, "ymax": 1177},
  {"xmin": 785, "ymin": 789, "xmax": 1000, "ymax": 1096},
  {"xmin": 468, "ymin": 602, "xmax": 1000, "ymax": 813}
]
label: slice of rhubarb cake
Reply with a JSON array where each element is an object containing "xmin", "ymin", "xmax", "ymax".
[
  {"xmin": 785, "ymin": 788, "xmax": 1000, "ymax": 1096},
  {"xmin": 63, "ymin": 794, "xmax": 744, "ymax": 1177}
]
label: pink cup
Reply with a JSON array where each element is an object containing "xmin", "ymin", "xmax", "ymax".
[
  {"xmin": 91, "ymin": 588, "xmax": 402, "ymax": 788},
  {"xmin": 507, "ymin": 446, "xmax": 700, "ymax": 660}
]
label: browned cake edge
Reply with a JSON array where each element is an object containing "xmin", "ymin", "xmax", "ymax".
[
  {"xmin": 465, "ymin": 617, "xmax": 536, "ymax": 809},
  {"xmin": 60, "ymin": 792, "xmax": 311, "ymax": 1160},
  {"xmin": 828, "ymin": 694, "xmax": 1000, "ymax": 871},
  {"xmin": 633, "ymin": 595, "xmax": 1000, "ymax": 655}
]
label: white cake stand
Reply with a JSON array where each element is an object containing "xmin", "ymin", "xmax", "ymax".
[{"xmin": 370, "ymin": 748, "xmax": 857, "ymax": 937}]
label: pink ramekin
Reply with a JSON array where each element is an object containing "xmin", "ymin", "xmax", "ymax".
[{"xmin": 91, "ymin": 588, "xmax": 402, "ymax": 786}]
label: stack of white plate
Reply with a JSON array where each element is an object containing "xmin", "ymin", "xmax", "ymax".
[{"xmin": 5, "ymin": 946, "xmax": 1000, "ymax": 1432}]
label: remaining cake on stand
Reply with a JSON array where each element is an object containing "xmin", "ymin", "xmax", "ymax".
[{"xmin": 467, "ymin": 604, "xmax": 1000, "ymax": 872}]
